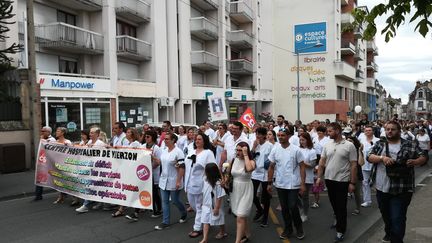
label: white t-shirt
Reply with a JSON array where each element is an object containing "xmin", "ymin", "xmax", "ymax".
[
  {"xmin": 359, "ymin": 136, "xmax": 380, "ymax": 171},
  {"xmin": 416, "ymin": 134, "xmax": 430, "ymax": 150},
  {"xmin": 159, "ymin": 147, "xmax": 185, "ymax": 191},
  {"xmin": 112, "ymin": 132, "xmax": 129, "ymax": 146},
  {"xmin": 312, "ymin": 136, "xmax": 331, "ymax": 155},
  {"xmin": 142, "ymin": 143, "xmax": 162, "ymax": 184},
  {"xmin": 375, "ymin": 143, "xmax": 400, "ymax": 193},
  {"xmin": 289, "ymin": 135, "xmax": 300, "ymax": 146},
  {"xmin": 215, "ymin": 132, "xmax": 230, "ymax": 166},
  {"xmin": 268, "ymin": 143, "xmax": 304, "ymax": 190},
  {"xmin": 300, "ymin": 147, "xmax": 317, "ymax": 184},
  {"xmin": 86, "ymin": 139, "xmax": 106, "ymax": 148},
  {"xmin": 177, "ymin": 134, "xmax": 187, "ymax": 152},
  {"xmin": 205, "ymin": 128, "xmax": 217, "ymax": 141},
  {"xmin": 224, "ymin": 133, "xmax": 250, "ymax": 163},
  {"xmin": 251, "ymin": 141, "xmax": 274, "ymax": 182},
  {"xmin": 184, "ymin": 149, "xmax": 216, "ymax": 194}
]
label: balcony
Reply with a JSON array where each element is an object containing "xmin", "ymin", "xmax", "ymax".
[
  {"xmin": 35, "ymin": 22, "xmax": 103, "ymax": 55},
  {"xmin": 355, "ymin": 69, "xmax": 365, "ymax": 83},
  {"xmin": 367, "ymin": 78, "xmax": 376, "ymax": 89},
  {"xmin": 341, "ymin": 40, "xmax": 355, "ymax": 55},
  {"xmin": 367, "ymin": 41, "xmax": 379, "ymax": 56},
  {"xmin": 191, "ymin": 51, "xmax": 219, "ymax": 71},
  {"xmin": 190, "ymin": 0, "xmax": 218, "ymax": 10},
  {"xmin": 367, "ymin": 61, "xmax": 378, "ymax": 72},
  {"xmin": 115, "ymin": 0, "xmax": 151, "ymax": 23},
  {"xmin": 116, "ymin": 36, "xmax": 151, "ymax": 61},
  {"xmin": 190, "ymin": 17, "xmax": 218, "ymax": 40},
  {"xmin": 341, "ymin": 13, "xmax": 354, "ymax": 25},
  {"xmin": 49, "ymin": 0, "xmax": 102, "ymax": 11},
  {"xmin": 334, "ymin": 61, "xmax": 355, "ymax": 81},
  {"xmin": 354, "ymin": 26, "xmax": 363, "ymax": 38},
  {"xmin": 227, "ymin": 59, "xmax": 253, "ymax": 75},
  {"xmin": 354, "ymin": 47, "xmax": 365, "ymax": 60},
  {"xmin": 227, "ymin": 30, "xmax": 254, "ymax": 49},
  {"xmin": 228, "ymin": 1, "xmax": 254, "ymax": 23}
]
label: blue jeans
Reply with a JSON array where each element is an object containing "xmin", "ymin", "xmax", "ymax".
[
  {"xmin": 376, "ymin": 190, "xmax": 413, "ymax": 243},
  {"xmin": 160, "ymin": 189, "xmax": 187, "ymax": 225}
]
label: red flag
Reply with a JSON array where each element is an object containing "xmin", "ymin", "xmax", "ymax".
[{"xmin": 239, "ymin": 108, "xmax": 256, "ymax": 130}]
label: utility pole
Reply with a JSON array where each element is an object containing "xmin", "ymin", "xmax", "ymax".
[{"xmin": 27, "ymin": 0, "xmax": 41, "ymax": 168}]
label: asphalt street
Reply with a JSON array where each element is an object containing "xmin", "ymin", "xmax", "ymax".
[{"xmin": 0, "ymin": 165, "xmax": 430, "ymax": 243}]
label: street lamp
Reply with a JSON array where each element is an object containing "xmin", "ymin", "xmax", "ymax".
[{"xmin": 295, "ymin": 42, "xmax": 324, "ymax": 121}]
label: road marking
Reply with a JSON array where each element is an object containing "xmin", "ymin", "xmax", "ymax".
[{"xmin": 269, "ymin": 207, "xmax": 290, "ymax": 243}]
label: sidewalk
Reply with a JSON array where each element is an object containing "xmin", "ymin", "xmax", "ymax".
[
  {"xmin": 0, "ymin": 170, "xmax": 53, "ymax": 201},
  {"xmin": 360, "ymin": 166, "xmax": 432, "ymax": 243}
]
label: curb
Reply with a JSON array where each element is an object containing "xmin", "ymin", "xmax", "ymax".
[{"xmin": 353, "ymin": 167, "xmax": 432, "ymax": 243}]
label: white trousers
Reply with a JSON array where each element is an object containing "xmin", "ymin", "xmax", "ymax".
[
  {"xmin": 362, "ymin": 170, "xmax": 372, "ymax": 203},
  {"xmin": 187, "ymin": 193, "xmax": 203, "ymax": 231}
]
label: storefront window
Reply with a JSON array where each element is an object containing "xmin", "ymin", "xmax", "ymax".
[
  {"xmin": 83, "ymin": 103, "xmax": 111, "ymax": 138},
  {"xmin": 48, "ymin": 103, "xmax": 81, "ymax": 141},
  {"xmin": 119, "ymin": 98, "xmax": 154, "ymax": 127}
]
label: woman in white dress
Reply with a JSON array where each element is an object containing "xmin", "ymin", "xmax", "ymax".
[{"xmin": 229, "ymin": 141, "xmax": 256, "ymax": 243}]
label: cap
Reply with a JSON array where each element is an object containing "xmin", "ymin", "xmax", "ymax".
[{"xmin": 342, "ymin": 126, "xmax": 352, "ymax": 134}]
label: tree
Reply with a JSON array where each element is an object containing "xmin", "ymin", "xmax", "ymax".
[
  {"xmin": 353, "ymin": 0, "xmax": 432, "ymax": 42},
  {"xmin": 0, "ymin": 0, "xmax": 22, "ymax": 71}
]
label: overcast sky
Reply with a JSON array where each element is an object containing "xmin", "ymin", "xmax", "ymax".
[{"xmin": 359, "ymin": 0, "xmax": 432, "ymax": 104}]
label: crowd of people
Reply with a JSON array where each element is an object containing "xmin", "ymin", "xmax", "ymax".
[{"xmin": 35, "ymin": 113, "xmax": 429, "ymax": 243}]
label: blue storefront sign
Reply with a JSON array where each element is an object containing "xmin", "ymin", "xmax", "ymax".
[
  {"xmin": 241, "ymin": 95, "xmax": 247, "ymax": 101},
  {"xmin": 294, "ymin": 22, "xmax": 327, "ymax": 54},
  {"xmin": 225, "ymin": 91, "xmax": 232, "ymax": 97},
  {"xmin": 205, "ymin": 92, "xmax": 213, "ymax": 98}
]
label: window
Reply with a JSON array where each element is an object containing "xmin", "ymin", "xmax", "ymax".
[
  {"xmin": 57, "ymin": 10, "xmax": 76, "ymax": 25},
  {"xmin": 418, "ymin": 101, "xmax": 424, "ymax": 109},
  {"xmin": 59, "ymin": 57, "xmax": 78, "ymax": 74},
  {"xmin": 337, "ymin": 86, "xmax": 343, "ymax": 100},
  {"xmin": 258, "ymin": 53, "xmax": 261, "ymax": 68},
  {"xmin": 116, "ymin": 20, "xmax": 137, "ymax": 37},
  {"xmin": 257, "ymin": 1, "xmax": 261, "ymax": 17},
  {"xmin": 418, "ymin": 90, "xmax": 423, "ymax": 98}
]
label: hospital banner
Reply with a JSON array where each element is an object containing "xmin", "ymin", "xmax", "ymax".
[{"xmin": 35, "ymin": 141, "xmax": 153, "ymax": 209}]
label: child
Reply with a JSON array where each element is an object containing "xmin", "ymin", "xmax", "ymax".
[
  {"xmin": 311, "ymin": 165, "xmax": 324, "ymax": 208},
  {"xmin": 200, "ymin": 163, "xmax": 227, "ymax": 243}
]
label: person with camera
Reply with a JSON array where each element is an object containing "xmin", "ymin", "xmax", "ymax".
[{"xmin": 367, "ymin": 121, "xmax": 427, "ymax": 243}]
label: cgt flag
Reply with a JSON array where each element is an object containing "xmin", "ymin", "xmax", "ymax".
[{"xmin": 239, "ymin": 107, "xmax": 256, "ymax": 130}]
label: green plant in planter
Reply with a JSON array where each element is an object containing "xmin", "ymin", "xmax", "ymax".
[{"xmin": 250, "ymin": 84, "xmax": 257, "ymax": 95}]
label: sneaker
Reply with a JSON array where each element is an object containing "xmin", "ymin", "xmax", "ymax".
[
  {"xmin": 125, "ymin": 213, "xmax": 139, "ymax": 221},
  {"xmin": 260, "ymin": 220, "xmax": 268, "ymax": 227},
  {"xmin": 382, "ymin": 235, "xmax": 391, "ymax": 243},
  {"xmin": 279, "ymin": 230, "xmax": 293, "ymax": 239},
  {"xmin": 311, "ymin": 202, "xmax": 320, "ymax": 208},
  {"xmin": 351, "ymin": 209, "xmax": 360, "ymax": 216},
  {"xmin": 334, "ymin": 232, "xmax": 344, "ymax": 242},
  {"xmin": 92, "ymin": 203, "xmax": 102, "ymax": 210},
  {"xmin": 361, "ymin": 202, "xmax": 372, "ymax": 207},
  {"xmin": 154, "ymin": 223, "xmax": 169, "ymax": 230},
  {"xmin": 330, "ymin": 219, "xmax": 337, "ymax": 229},
  {"xmin": 301, "ymin": 215, "xmax": 308, "ymax": 222},
  {"xmin": 296, "ymin": 229, "xmax": 305, "ymax": 240},
  {"xmin": 179, "ymin": 214, "xmax": 187, "ymax": 223},
  {"xmin": 253, "ymin": 212, "xmax": 263, "ymax": 221},
  {"xmin": 75, "ymin": 205, "xmax": 89, "ymax": 213},
  {"xmin": 151, "ymin": 211, "xmax": 162, "ymax": 218}
]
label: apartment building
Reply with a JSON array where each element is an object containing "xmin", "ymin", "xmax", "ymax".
[
  {"xmin": 272, "ymin": 0, "xmax": 378, "ymax": 122},
  {"xmin": 407, "ymin": 81, "xmax": 432, "ymax": 120}
]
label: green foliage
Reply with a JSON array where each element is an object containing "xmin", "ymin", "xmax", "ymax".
[{"xmin": 353, "ymin": 0, "xmax": 432, "ymax": 42}]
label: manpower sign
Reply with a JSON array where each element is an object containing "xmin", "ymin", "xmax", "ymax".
[
  {"xmin": 37, "ymin": 73, "xmax": 111, "ymax": 93},
  {"xmin": 294, "ymin": 22, "xmax": 327, "ymax": 54}
]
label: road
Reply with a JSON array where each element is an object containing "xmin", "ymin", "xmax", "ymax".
[{"xmin": 1, "ymin": 165, "xmax": 430, "ymax": 243}]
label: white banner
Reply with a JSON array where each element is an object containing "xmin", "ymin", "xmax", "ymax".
[
  {"xmin": 207, "ymin": 95, "xmax": 228, "ymax": 121},
  {"xmin": 35, "ymin": 141, "xmax": 153, "ymax": 209}
]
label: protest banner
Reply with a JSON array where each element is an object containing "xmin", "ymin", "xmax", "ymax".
[
  {"xmin": 207, "ymin": 95, "xmax": 228, "ymax": 121},
  {"xmin": 35, "ymin": 141, "xmax": 153, "ymax": 209},
  {"xmin": 239, "ymin": 107, "xmax": 257, "ymax": 130}
]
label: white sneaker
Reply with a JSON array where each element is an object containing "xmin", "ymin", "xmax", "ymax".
[
  {"xmin": 76, "ymin": 205, "xmax": 89, "ymax": 213},
  {"xmin": 361, "ymin": 202, "xmax": 372, "ymax": 207},
  {"xmin": 301, "ymin": 215, "xmax": 308, "ymax": 222}
]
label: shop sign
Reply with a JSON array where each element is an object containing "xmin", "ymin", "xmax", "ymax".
[
  {"xmin": 67, "ymin": 122, "xmax": 77, "ymax": 132},
  {"xmin": 294, "ymin": 22, "xmax": 327, "ymax": 54},
  {"xmin": 225, "ymin": 91, "xmax": 232, "ymax": 97},
  {"xmin": 205, "ymin": 92, "xmax": 213, "ymax": 99},
  {"xmin": 241, "ymin": 95, "xmax": 247, "ymax": 101},
  {"xmin": 38, "ymin": 74, "xmax": 111, "ymax": 93}
]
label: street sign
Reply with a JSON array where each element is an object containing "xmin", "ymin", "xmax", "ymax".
[
  {"xmin": 205, "ymin": 92, "xmax": 213, "ymax": 99},
  {"xmin": 225, "ymin": 91, "xmax": 232, "ymax": 97},
  {"xmin": 241, "ymin": 95, "xmax": 247, "ymax": 101},
  {"xmin": 294, "ymin": 22, "xmax": 327, "ymax": 54}
]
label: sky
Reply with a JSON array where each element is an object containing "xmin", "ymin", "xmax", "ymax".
[{"xmin": 359, "ymin": 0, "xmax": 432, "ymax": 104}]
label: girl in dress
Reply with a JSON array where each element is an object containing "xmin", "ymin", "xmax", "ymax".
[{"xmin": 200, "ymin": 163, "xmax": 227, "ymax": 243}]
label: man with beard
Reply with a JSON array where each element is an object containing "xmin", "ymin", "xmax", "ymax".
[
  {"xmin": 315, "ymin": 122, "xmax": 358, "ymax": 242},
  {"xmin": 367, "ymin": 121, "xmax": 427, "ymax": 243}
]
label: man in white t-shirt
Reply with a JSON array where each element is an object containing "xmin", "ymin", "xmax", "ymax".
[
  {"xmin": 111, "ymin": 122, "xmax": 129, "ymax": 147},
  {"xmin": 203, "ymin": 120, "xmax": 216, "ymax": 142},
  {"xmin": 272, "ymin": 115, "xmax": 285, "ymax": 135},
  {"xmin": 220, "ymin": 121, "xmax": 250, "ymax": 167}
]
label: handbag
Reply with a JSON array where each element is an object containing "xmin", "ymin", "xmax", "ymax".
[
  {"xmin": 384, "ymin": 141, "xmax": 412, "ymax": 178},
  {"xmin": 358, "ymin": 149, "xmax": 365, "ymax": 166},
  {"xmin": 223, "ymin": 158, "xmax": 236, "ymax": 193}
]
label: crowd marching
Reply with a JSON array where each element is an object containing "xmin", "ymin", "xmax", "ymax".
[{"xmin": 35, "ymin": 113, "xmax": 429, "ymax": 243}]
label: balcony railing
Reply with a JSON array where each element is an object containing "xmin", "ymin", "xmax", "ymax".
[
  {"xmin": 228, "ymin": 1, "xmax": 254, "ymax": 23},
  {"xmin": 367, "ymin": 41, "xmax": 379, "ymax": 55},
  {"xmin": 355, "ymin": 69, "xmax": 365, "ymax": 82},
  {"xmin": 341, "ymin": 40, "xmax": 355, "ymax": 55},
  {"xmin": 190, "ymin": 17, "xmax": 218, "ymax": 40},
  {"xmin": 341, "ymin": 13, "xmax": 354, "ymax": 25},
  {"xmin": 227, "ymin": 30, "xmax": 254, "ymax": 49},
  {"xmin": 115, "ymin": 0, "xmax": 151, "ymax": 23},
  {"xmin": 190, "ymin": 0, "xmax": 218, "ymax": 10},
  {"xmin": 367, "ymin": 78, "xmax": 376, "ymax": 89},
  {"xmin": 227, "ymin": 59, "xmax": 253, "ymax": 75},
  {"xmin": 354, "ymin": 47, "xmax": 365, "ymax": 60},
  {"xmin": 354, "ymin": 25, "xmax": 364, "ymax": 38},
  {"xmin": 191, "ymin": 51, "xmax": 219, "ymax": 71},
  {"xmin": 367, "ymin": 61, "xmax": 378, "ymax": 71},
  {"xmin": 116, "ymin": 35, "xmax": 151, "ymax": 61},
  {"xmin": 334, "ymin": 61, "xmax": 355, "ymax": 81},
  {"xmin": 50, "ymin": 0, "xmax": 102, "ymax": 11},
  {"xmin": 35, "ymin": 22, "xmax": 103, "ymax": 54}
]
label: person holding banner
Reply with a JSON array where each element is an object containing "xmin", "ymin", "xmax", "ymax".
[
  {"xmin": 155, "ymin": 132, "xmax": 187, "ymax": 230},
  {"xmin": 184, "ymin": 133, "xmax": 217, "ymax": 238},
  {"xmin": 110, "ymin": 122, "xmax": 129, "ymax": 147},
  {"xmin": 52, "ymin": 127, "xmax": 73, "ymax": 205},
  {"xmin": 213, "ymin": 123, "xmax": 230, "ymax": 169},
  {"xmin": 76, "ymin": 127, "xmax": 106, "ymax": 213}
]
